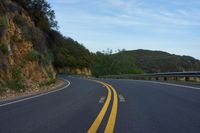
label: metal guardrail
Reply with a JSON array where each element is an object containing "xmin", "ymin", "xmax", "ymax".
[{"xmin": 100, "ymin": 71, "xmax": 200, "ymax": 81}]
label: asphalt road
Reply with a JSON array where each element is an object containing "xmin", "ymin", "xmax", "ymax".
[{"xmin": 0, "ymin": 75, "xmax": 200, "ymax": 133}]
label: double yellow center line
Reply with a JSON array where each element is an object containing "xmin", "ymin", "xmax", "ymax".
[{"xmin": 88, "ymin": 80, "xmax": 118, "ymax": 133}]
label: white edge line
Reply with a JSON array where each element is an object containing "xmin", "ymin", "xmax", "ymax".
[{"xmin": 0, "ymin": 79, "xmax": 71, "ymax": 107}]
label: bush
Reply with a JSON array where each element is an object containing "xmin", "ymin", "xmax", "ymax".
[
  {"xmin": 0, "ymin": 87, "xmax": 3, "ymax": 95},
  {"xmin": 13, "ymin": 16, "xmax": 30, "ymax": 40},
  {"xmin": 39, "ymin": 79, "xmax": 56, "ymax": 87},
  {"xmin": 19, "ymin": 59, "xmax": 26, "ymax": 68},
  {"xmin": 91, "ymin": 51, "xmax": 144, "ymax": 77},
  {"xmin": 14, "ymin": 0, "xmax": 58, "ymax": 30},
  {"xmin": 6, "ymin": 68, "xmax": 25, "ymax": 91},
  {"xmin": 27, "ymin": 49, "xmax": 39, "ymax": 61},
  {"xmin": 53, "ymin": 48, "xmax": 77, "ymax": 68},
  {"xmin": 46, "ymin": 78, "xmax": 56, "ymax": 85},
  {"xmin": 14, "ymin": 16, "xmax": 47, "ymax": 53},
  {"xmin": 0, "ymin": 83, "xmax": 6, "ymax": 95},
  {"xmin": 16, "ymin": 38, "xmax": 23, "ymax": 43},
  {"xmin": 40, "ymin": 52, "xmax": 53, "ymax": 65},
  {"xmin": 13, "ymin": 16, "xmax": 25, "ymax": 27},
  {"xmin": 0, "ymin": 16, "xmax": 7, "ymax": 27},
  {"xmin": 0, "ymin": 43, "xmax": 9, "ymax": 55}
]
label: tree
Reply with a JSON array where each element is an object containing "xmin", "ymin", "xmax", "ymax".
[{"xmin": 14, "ymin": 0, "xmax": 58, "ymax": 30}]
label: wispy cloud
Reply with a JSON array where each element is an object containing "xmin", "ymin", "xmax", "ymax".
[{"xmin": 49, "ymin": 0, "xmax": 200, "ymax": 27}]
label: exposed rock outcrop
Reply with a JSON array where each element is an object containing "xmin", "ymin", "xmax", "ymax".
[
  {"xmin": 0, "ymin": 0, "xmax": 56, "ymax": 92},
  {"xmin": 57, "ymin": 67, "xmax": 92, "ymax": 76}
]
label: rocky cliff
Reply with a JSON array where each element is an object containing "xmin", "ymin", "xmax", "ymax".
[{"xmin": 0, "ymin": 0, "xmax": 56, "ymax": 93}]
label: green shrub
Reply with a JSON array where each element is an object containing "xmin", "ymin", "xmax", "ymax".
[
  {"xmin": 15, "ymin": 0, "xmax": 58, "ymax": 30},
  {"xmin": 39, "ymin": 79, "xmax": 56, "ymax": 87},
  {"xmin": 27, "ymin": 49, "xmax": 39, "ymax": 61},
  {"xmin": 6, "ymin": 68, "xmax": 25, "ymax": 91},
  {"xmin": 17, "ymin": 38, "xmax": 23, "ymax": 43},
  {"xmin": 47, "ymin": 71, "xmax": 54, "ymax": 79},
  {"xmin": 40, "ymin": 53, "xmax": 53, "ymax": 65},
  {"xmin": 19, "ymin": 59, "xmax": 26, "ymax": 68},
  {"xmin": 13, "ymin": 16, "xmax": 25, "ymax": 27},
  {"xmin": 0, "ymin": 16, "xmax": 7, "ymax": 27},
  {"xmin": 0, "ymin": 83, "xmax": 6, "ymax": 95},
  {"xmin": 0, "ymin": 87, "xmax": 3, "ymax": 95},
  {"xmin": 46, "ymin": 78, "xmax": 56, "ymax": 85},
  {"xmin": 0, "ymin": 43, "xmax": 8, "ymax": 55},
  {"xmin": 13, "ymin": 16, "xmax": 30, "ymax": 40}
]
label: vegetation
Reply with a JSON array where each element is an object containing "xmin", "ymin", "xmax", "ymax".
[
  {"xmin": 46, "ymin": 30, "xmax": 92, "ymax": 69},
  {"xmin": 0, "ymin": 82, "xmax": 6, "ymax": 95},
  {"xmin": 13, "ymin": 15, "xmax": 31, "ymax": 40},
  {"xmin": 13, "ymin": 16, "xmax": 25, "ymax": 27},
  {"xmin": 0, "ymin": 16, "xmax": 7, "ymax": 27},
  {"xmin": 92, "ymin": 49, "xmax": 143, "ymax": 77},
  {"xmin": 92, "ymin": 49, "xmax": 200, "ymax": 77},
  {"xmin": 13, "ymin": 0, "xmax": 92, "ymax": 70},
  {"xmin": 6, "ymin": 67, "xmax": 25, "ymax": 91},
  {"xmin": 119, "ymin": 49, "xmax": 200, "ymax": 73},
  {"xmin": 13, "ymin": 0, "xmax": 57, "ymax": 30},
  {"xmin": 39, "ymin": 79, "xmax": 56, "ymax": 87},
  {"xmin": 10, "ymin": 0, "xmax": 200, "ymax": 78},
  {"xmin": 1, "ymin": 0, "xmax": 200, "ymax": 96},
  {"xmin": 0, "ymin": 43, "xmax": 8, "ymax": 55},
  {"xmin": 0, "ymin": 15, "xmax": 7, "ymax": 38},
  {"xmin": 0, "ymin": 0, "xmax": 93, "ymax": 96},
  {"xmin": 27, "ymin": 49, "xmax": 39, "ymax": 61},
  {"xmin": 40, "ymin": 53, "xmax": 54, "ymax": 65},
  {"xmin": 39, "ymin": 70, "xmax": 56, "ymax": 86}
]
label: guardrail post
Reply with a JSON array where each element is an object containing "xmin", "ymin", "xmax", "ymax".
[
  {"xmin": 174, "ymin": 77, "xmax": 178, "ymax": 81},
  {"xmin": 185, "ymin": 77, "xmax": 190, "ymax": 81},
  {"xmin": 198, "ymin": 77, "xmax": 200, "ymax": 82},
  {"xmin": 101, "ymin": 72, "xmax": 200, "ymax": 83}
]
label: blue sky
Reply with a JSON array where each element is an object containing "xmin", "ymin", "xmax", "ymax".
[{"xmin": 47, "ymin": 0, "xmax": 200, "ymax": 59}]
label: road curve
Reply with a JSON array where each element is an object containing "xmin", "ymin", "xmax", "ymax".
[
  {"xmin": 0, "ymin": 75, "xmax": 200, "ymax": 133},
  {"xmin": 102, "ymin": 79, "xmax": 200, "ymax": 133},
  {"xmin": 0, "ymin": 76, "xmax": 110, "ymax": 133}
]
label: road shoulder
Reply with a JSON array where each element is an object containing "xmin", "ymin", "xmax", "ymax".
[{"xmin": 0, "ymin": 78, "xmax": 68, "ymax": 103}]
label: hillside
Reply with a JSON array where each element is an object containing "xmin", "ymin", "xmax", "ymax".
[
  {"xmin": 1, "ymin": 0, "xmax": 199, "ymax": 95},
  {"xmin": 0, "ymin": 0, "xmax": 92, "ymax": 94},
  {"xmin": 119, "ymin": 50, "xmax": 200, "ymax": 73},
  {"xmin": 92, "ymin": 49, "xmax": 200, "ymax": 77},
  {"xmin": 0, "ymin": 0, "xmax": 56, "ymax": 93},
  {"xmin": 46, "ymin": 30, "xmax": 92, "ymax": 75}
]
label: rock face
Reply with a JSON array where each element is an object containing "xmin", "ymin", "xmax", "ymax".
[
  {"xmin": 0, "ymin": 0, "xmax": 56, "ymax": 91},
  {"xmin": 57, "ymin": 67, "xmax": 92, "ymax": 76}
]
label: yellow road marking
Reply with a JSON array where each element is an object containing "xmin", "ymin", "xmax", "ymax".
[
  {"xmin": 104, "ymin": 83, "xmax": 118, "ymax": 133},
  {"xmin": 87, "ymin": 81, "xmax": 112, "ymax": 133},
  {"xmin": 87, "ymin": 80, "xmax": 118, "ymax": 133}
]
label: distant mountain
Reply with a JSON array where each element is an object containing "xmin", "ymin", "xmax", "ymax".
[{"xmin": 92, "ymin": 49, "xmax": 200, "ymax": 77}]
